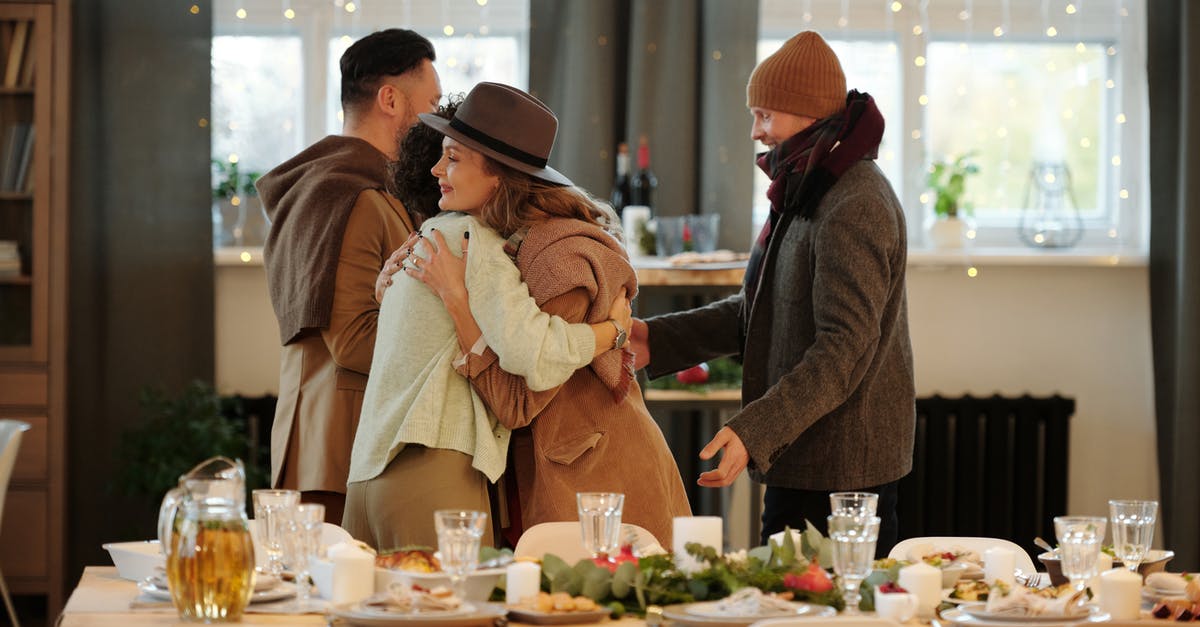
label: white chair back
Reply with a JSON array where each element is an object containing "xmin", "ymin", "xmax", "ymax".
[
  {"xmin": 0, "ymin": 420, "xmax": 30, "ymax": 521},
  {"xmin": 889, "ymin": 536, "xmax": 1037, "ymax": 576},
  {"xmin": 514, "ymin": 521, "xmax": 664, "ymax": 563}
]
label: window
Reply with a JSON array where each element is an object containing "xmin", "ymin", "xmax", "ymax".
[
  {"xmin": 757, "ymin": 0, "xmax": 1146, "ymax": 250},
  {"xmin": 211, "ymin": 0, "xmax": 530, "ymax": 246},
  {"xmin": 211, "ymin": 35, "xmax": 303, "ymax": 178}
]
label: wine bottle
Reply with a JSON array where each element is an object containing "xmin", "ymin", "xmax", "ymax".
[
  {"xmin": 630, "ymin": 135, "xmax": 658, "ymax": 211},
  {"xmin": 610, "ymin": 142, "xmax": 632, "ymax": 217}
]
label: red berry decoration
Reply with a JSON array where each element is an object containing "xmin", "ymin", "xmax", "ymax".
[{"xmin": 676, "ymin": 363, "xmax": 710, "ymax": 384}]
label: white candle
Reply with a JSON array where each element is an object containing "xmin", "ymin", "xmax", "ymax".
[
  {"xmin": 1099, "ymin": 567, "xmax": 1141, "ymax": 620},
  {"xmin": 672, "ymin": 516, "xmax": 722, "ymax": 573},
  {"xmin": 329, "ymin": 542, "xmax": 375, "ymax": 604},
  {"xmin": 506, "ymin": 561, "xmax": 541, "ymax": 606},
  {"xmin": 897, "ymin": 562, "xmax": 941, "ymax": 619},
  {"xmin": 984, "ymin": 547, "xmax": 1016, "ymax": 585},
  {"xmin": 1088, "ymin": 552, "xmax": 1114, "ymax": 600}
]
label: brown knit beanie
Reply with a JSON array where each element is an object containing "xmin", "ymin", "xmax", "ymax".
[{"xmin": 747, "ymin": 31, "xmax": 846, "ymax": 120}]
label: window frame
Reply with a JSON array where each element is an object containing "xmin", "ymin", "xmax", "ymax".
[{"xmin": 757, "ymin": 0, "xmax": 1147, "ymax": 252}]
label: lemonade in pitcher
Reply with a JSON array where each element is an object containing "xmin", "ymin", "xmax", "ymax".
[{"xmin": 158, "ymin": 457, "xmax": 257, "ymax": 623}]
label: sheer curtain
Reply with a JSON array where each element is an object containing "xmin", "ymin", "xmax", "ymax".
[
  {"xmin": 527, "ymin": 0, "xmax": 759, "ymax": 250},
  {"xmin": 1148, "ymin": 0, "xmax": 1200, "ymax": 570}
]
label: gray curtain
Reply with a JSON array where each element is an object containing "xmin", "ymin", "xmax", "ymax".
[
  {"xmin": 528, "ymin": 0, "xmax": 759, "ymax": 250},
  {"xmin": 1148, "ymin": 0, "xmax": 1200, "ymax": 571},
  {"xmin": 68, "ymin": 0, "xmax": 214, "ymax": 586}
]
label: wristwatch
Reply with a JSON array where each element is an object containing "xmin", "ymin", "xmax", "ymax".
[{"xmin": 607, "ymin": 319, "xmax": 628, "ymax": 350}]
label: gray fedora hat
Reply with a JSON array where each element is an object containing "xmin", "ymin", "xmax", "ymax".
[{"xmin": 419, "ymin": 82, "xmax": 573, "ymax": 187}]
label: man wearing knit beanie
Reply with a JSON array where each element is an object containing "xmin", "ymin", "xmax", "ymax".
[{"xmin": 633, "ymin": 31, "xmax": 915, "ymax": 557}]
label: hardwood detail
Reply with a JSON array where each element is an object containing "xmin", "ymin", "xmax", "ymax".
[
  {"xmin": 634, "ymin": 264, "xmax": 745, "ymax": 287},
  {"xmin": 0, "ymin": 369, "xmax": 46, "ymax": 405},
  {"xmin": 0, "ymin": 489, "xmax": 47, "ymax": 580},
  {"xmin": 643, "ymin": 388, "xmax": 742, "ymax": 403},
  {"xmin": 12, "ymin": 413, "xmax": 46, "ymax": 481}
]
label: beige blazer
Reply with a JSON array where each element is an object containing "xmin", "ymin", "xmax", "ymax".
[{"xmin": 271, "ymin": 189, "xmax": 415, "ymax": 492}]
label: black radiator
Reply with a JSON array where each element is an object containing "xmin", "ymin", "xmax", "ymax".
[{"xmin": 897, "ymin": 394, "xmax": 1075, "ymax": 562}]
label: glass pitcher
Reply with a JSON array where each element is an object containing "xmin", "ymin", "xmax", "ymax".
[{"xmin": 157, "ymin": 456, "xmax": 256, "ymax": 623}]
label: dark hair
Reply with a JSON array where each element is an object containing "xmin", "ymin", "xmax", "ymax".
[
  {"xmin": 340, "ymin": 29, "xmax": 435, "ymax": 114},
  {"xmin": 389, "ymin": 94, "xmax": 464, "ymax": 224}
]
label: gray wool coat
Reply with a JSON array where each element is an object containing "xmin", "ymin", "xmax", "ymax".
[{"xmin": 646, "ymin": 160, "xmax": 915, "ymax": 490}]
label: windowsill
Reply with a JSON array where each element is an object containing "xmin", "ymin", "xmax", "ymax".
[
  {"xmin": 907, "ymin": 246, "xmax": 1148, "ymax": 268},
  {"xmin": 213, "ymin": 245, "xmax": 1150, "ymax": 270}
]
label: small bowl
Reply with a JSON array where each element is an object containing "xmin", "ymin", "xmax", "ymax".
[
  {"xmin": 102, "ymin": 540, "xmax": 165, "ymax": 582},
  {"xmin": 1039, "ymin": 549, "xmax": 1175, "ymax": 586}
]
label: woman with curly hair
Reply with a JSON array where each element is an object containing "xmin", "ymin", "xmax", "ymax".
[
  {"xmin": 344, "ymin": 95, "xmax": 632, "ymax": 551},
  {"xmin": 380, "ymin": 82, "xmax": 691, "ymax": 547}
]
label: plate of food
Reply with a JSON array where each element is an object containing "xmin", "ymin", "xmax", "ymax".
[
  {"xmin": 136, "ymin": 577, "xmax": 297, "ymax": 604},
  {"xmin": 945, "ymin": 580, "xmax": 992, "ymax": 604},
  {"xmin": 1142, "ymin": 572, "xmax": 1197, "ymax": 603},
  {"xmin": 939, "ymin": 605, "xmax": 1109, "ymax": 626},
  {"xmin": 330, "ymin": 601, "xmax": 507, "ymax": 627},
  {"xmin": 661, "ymin": 589, "xmax": 835, "ymax": 627}
]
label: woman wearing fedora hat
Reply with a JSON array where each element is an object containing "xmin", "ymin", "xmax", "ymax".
[
  {"xmin": 343, "ymin": 96, "xmax": 636, "ymax": 550},
  {"xmin": 389, "ymin": 82, "xmax": 692, "ymax": 547}
]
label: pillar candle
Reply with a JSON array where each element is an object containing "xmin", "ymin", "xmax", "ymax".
[
  {"xmin": 1099, "ymin": 567, "xmax": 1142, "ymax": 620},
  {"xmin": 984, "ymin": 547, "xmax": 1016, "ymax": 585},
  {"xmin": 897, "ymin": 562, "xmax": 941, "ymax": 619},
  {"xmin": 506, "ymin": 561, "xmax": 541, "ymax": 606},
  {"xmin": 672, "ymin": 516, "xmax": 722, "ymax": 573},
  {"xmin": 329, "ymin": 541, "xmax": 375, "ymax": 604}
]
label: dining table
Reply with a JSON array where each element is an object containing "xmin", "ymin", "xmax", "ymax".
[{"xmin": 60, "ymin": 566, "xmax": 1165, "ymax": 627}]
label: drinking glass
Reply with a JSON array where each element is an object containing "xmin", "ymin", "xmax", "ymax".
[
  {"xmin": 251, "ymin": 489, "xmax": 300, "ymax": 577},
  {"xmin": 828, "ymin": 513, "xmax": 881, "ymax": 615},
  {"xmin": 1109, "ymin": 500, "xmax": 1158, "ymax": 574},
  {"xmin": 829, "ymin": 492, "xmax": 879, "ymax": 518},
  {"xmin": 284, "ymin": 503, "xmax": 324, "ymax": 609},
  {"xmin": 576, "ymin": 492, "xmax": 624, "ymax": 560},
  {"xmin": 1054, "ymin": 516, "xmax": 1107, "ymax": 593},
  {"xmin": 434, "ymin": 510, "xmax": 488, "ymax": 600}
]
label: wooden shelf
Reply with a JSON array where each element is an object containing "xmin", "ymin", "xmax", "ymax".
[
  {"xmin": 644, "ymin": 388, "xmax": 741, "ymax": 403},
  {"xmin": 0, "ymin": 87, "xmax": 33, "ymax": 96},
  {"xmin": 0, "ymin": 274, "xmax": 30, "ymax": 285},
  {"xmin": 0, "ymin": 191, "xmax": 33, "ymax": 200},
  {"xmin": 632, "ymin": 258, "xmax": 746, "ymax": 287}
]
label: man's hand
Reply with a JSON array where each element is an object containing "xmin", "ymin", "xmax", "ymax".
[
  {"xmin": 375, "ymin": 231, "xmax": 421, "ymax": 302},
  {"xmin": 630, "ymin": 318, "xmax": 649, "ymax": 369},
  {"xmin": 697, "ymin": 426, "xmax": 749, "ymax": 487}
]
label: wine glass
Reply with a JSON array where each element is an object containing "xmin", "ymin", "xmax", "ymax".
[
  {"xmin": 287, "ymin": 503, "xmax": 324, "ymax": 610},
  {"xmin": 251, "ymin": 489, "xmax": 300, "ymax": 577},
  {"xmin": 1053, "ymin": 516, "xmax": 1107, "ymax": 593},
  {"xmin": 1109, "ymin": 500, "xmax": 1157, "ymax": 574},
  {"xmin": 576, "ymin": 492, "xmax": 624, "ymax": 563},
  {"xmin": 827, "ymin": 513, "xmax": 880, "ymax": 615},
  {"xmin": 434, "ymin": 510, "xmax": 488, "ymax": 600}
]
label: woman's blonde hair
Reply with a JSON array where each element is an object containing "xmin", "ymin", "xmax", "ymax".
[{"xmin": 478, "ymin": 159, "xmax": 622, "ymax": 241}]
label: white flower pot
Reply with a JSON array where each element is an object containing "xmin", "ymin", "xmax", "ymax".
[{"xmin": 927, "ymin": 216, "xmax": 967, "ymax": 248}]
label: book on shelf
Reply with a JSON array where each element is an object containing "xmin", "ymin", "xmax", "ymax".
[
  {"xmin": 4, "ymin": 20, "xmax": 29, "ymax": 88},
  {"xmin": 14, "ymin": 125, "xmax": 34, "ymax": 192},
  {"xmin": 0, "ymin": 122, "xmax": 32, "ymax": 192},
  {"xmin": 18, "ymin": 23, "xmax": 34, "ymax": 87}
]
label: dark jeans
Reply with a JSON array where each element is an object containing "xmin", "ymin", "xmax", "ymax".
[{"xmin": 761, "ymin": 480, "xmax": 899, "ymax": 558}]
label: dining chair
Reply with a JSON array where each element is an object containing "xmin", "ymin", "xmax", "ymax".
[
  {"xmin": 513, "ymin": 521, "xmax": 663, "ymax": 564},
  {"xmin": 0, "ymin": 419, "xmax": 30, "ymax": 627}
]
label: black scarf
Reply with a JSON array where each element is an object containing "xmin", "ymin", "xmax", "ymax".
[{"xmin": 743, "ymin": 90, "xmax": 885, "ymax": 306}]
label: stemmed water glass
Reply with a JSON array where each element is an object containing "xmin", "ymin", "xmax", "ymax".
[
  {"xmin": 251, "ymin": 489, "xmax": 300, "ymax": 577},
  {"xmin": 434, "ymin": 510, "xmax": 488, "ymax": 601},
  {"xmin": 1053, "ymin": 516, "xmax": 1107, "ymax": 593},
  {"xmin": 287, "ymin": 503, "xmax": 324, "ymax": 609},
  {"xmin": 577, "ymin": 492, "xmax": 624, "ymax": 563},
  {"xmin": 829, "ymin": 492, "xmax": 879, "ymax": 518},
  {"xmin": 828, "ymin": 513, "xmax": 881, "ymax": 615},
  {"xmin": 1109, "ymin": 500, "xmax": 1158, "ymax": 574}
]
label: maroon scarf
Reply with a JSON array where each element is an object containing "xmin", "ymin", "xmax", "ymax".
[{"xmin": 743, "ymin": 90, "xmax": 885, "ymax": 306}]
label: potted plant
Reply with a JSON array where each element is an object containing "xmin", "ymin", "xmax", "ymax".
[
  {"xmin": 925, "ymin": 152, "xmax": 979, "ymax": 248},
  {"xmin": 211, "ymin": 158, "xmax": 263, "ymax": 247}
]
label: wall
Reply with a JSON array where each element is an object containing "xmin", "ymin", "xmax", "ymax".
[{"xmin": 216, "ymin": 254, "xmax": 1159, "ymax": 533}]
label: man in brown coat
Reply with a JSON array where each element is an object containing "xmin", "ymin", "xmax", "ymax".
[{"xmin": 256, "ymin": 29, "xmax": 442, "ymax": 523}]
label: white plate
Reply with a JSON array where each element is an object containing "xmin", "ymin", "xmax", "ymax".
[
  {"xmin": 661, "ymin": 601, "xmax": 835, "ymax": 627},
  {"xmin": 946, "ymin": 603, "xmax": 1107, "ymax": 625},
  {"xmin": 136, "ymin": 578, "xmax": 297, "ymax": 604},
  {"xmin": 506, "ymin": 607, "xmax": 612, "ymax": 625},
  {"xmin": 330, "ymin": 601, "xmax": 506, "ymax": 627}
]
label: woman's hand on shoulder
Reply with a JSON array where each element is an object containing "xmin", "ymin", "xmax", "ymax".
[
  {"xmin": 375, "ymin": 231, "xmax": 420, "ymax": 303},
  {"xmin": 406, "ymin": 228, "xmax": 469, "ymax": 308}
]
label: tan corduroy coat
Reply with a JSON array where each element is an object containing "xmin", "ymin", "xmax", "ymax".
[{"xmin": 456, "ymin": 218, "xmax": 692, "ymax": 547}]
